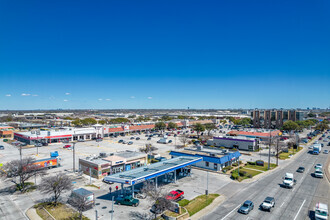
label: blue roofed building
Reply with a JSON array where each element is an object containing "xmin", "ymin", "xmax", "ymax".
[{"xmin": 169, "ymin": 148, "xmax": 241, "ymax": 172}]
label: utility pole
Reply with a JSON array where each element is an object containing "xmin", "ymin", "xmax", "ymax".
[
  {"xmin": 268, "ymin": 131, "xmax": 271, "ymax": 170},
  {"xmin": 89, "ymin": 167, "xmax": 92, "ymax": 185},
  {"xmin": 276, "ymin": 136, "xmax": 279, "ymax": 166},
  {"xmin": 205, "ymin": 171, "xmax": 209, "ymax": 195},
  {"xmin": 73, "ymin": 142, "xmax": 76, "ymax": 173}
]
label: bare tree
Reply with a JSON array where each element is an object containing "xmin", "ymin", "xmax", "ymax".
[
  {"xmin": 69, "ymin": 195, "xmax": 88, "ymax": 220},
  {"xmin": 139, "ymin": 144, "xmax": 158, "ymax": 155},
  {"xmin": 141, "ymin": 182, "xmax": 174, "ymax": 219},
  {"xmin": 1, "ymin": 157, "xmax": 46, "ymax": 192},
  {"xmin": 179, "ymin": 134, "xmax": 188, "ymax": 147},
  {"xmin": 39, "ymin": 173, "xmax": 73, "ymax": 205}
]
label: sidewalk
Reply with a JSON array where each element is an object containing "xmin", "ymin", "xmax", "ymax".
[{"xmin": 26, "ymin": 208, "xmax": 43, "ymax": 220}]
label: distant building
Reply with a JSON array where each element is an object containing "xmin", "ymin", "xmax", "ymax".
[
  {"xmin": 207, "ymin": 136, "xmax": 259, "ymax": 151},
  {"xmin": 253, "ymin": 110, "xmax": 261, "ymax": 128},
  {"xmin": 264, "ymin": 110, "xmax": 271, "ymax": 129},
  {"xmin": 276, "ymin": 110, "xmax": 283, "ymax": 128},
  {"xmin": 228, "ymin": 130, "xmax": 281, "ymax": 141}
]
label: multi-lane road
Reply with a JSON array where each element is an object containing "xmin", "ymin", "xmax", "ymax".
[{"xmin": 202, "ymin": 141, "xmax": 330, "ymax": 220}]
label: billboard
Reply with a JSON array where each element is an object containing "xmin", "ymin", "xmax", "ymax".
[{"xmin": 34, "ymin": 158, "xmax": 58, "ymax": 168}]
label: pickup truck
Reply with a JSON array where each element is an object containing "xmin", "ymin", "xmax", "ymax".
[
  {"xmin": 166, "ymin": 190, "xmax": 184, "ymax": 201},
  {"xmin": 260, "ymin": 197, "xmax": 275, "ymax": 212},
  {"xmin": 116, "ymin": 196, "xmax": 139, "ymax": 207}
]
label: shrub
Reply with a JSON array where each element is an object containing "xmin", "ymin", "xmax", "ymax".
[
  {"xmin": 210, "ymin": 145, "xmax": 215, "ymax": 148},
  {"xmin": 178, "ymin": 199, "xmax": 190, "ymax": 207},
  {"xmin": 232, "ymin": 163, "xmax": 238, "ymax": 167},
  {"xmin": 231, "ymin": 172, "xmax": 239, "ymax": 180},
  {"xmin": 223, "ymin": 166, "xmax": 232, "ymax": 171},
  {"xmin": 220, "ymin": 147, "xmax": 225, "ymax": 149},
  {"xmin": 247, "ymin": 174, "xmax": 252, "ymax": 178},
  {"xmin": 239, "ymin": 170, "xmax": 247, "ymax": 176},
  {"xmin": 247, "ymin": 161, "xmax": 256, "ymax": 165}
]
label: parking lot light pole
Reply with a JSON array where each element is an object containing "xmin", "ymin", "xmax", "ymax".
[{"xmin": 73, "ymin": 143, "xmax": 76, "ymax": 173}]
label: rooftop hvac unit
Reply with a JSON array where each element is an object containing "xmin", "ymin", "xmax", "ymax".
[{"xmin": 99, "ymin": 152, "xmax": 107, "ymax": 158}]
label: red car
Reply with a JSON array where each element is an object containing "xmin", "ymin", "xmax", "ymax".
[
  {"xmin": 166, "ymin": 190, "xmax": 184, "ymax": 201},
  {"xmin": 63, "ymin": 145, "xmax": 71, "ymax": 148}
]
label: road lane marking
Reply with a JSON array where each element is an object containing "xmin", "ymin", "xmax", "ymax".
[
  {"xmin": 220, "ymin": 204, "xmax": 241, "ymax": 220},
  {"xmin": 280, "ymin": 202, "xmax": 285, "ymax": 208},
  {"xmin": 293, "ymin": 199, "xmax": 306, "ymax": 220}
]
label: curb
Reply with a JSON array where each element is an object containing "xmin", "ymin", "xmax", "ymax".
[
  {"xmin": 188, "ymin": 195, "xmax": 226, "ymax": 220},
  {"xmin": 26, "ymin": 208, "xmax": 43, "ymax": 220}
]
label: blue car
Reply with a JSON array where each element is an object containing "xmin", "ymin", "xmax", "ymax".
[{"xmin": 238, "ymin": 200, "xmax": 254, "ymax": 214}]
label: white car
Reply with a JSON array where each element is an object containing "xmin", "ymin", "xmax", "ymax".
[
  {"xmin": 324, "ymin": 150, "xmax": 329, "ymax": 154},
  {"xmin": 315, "ymin": 164, "xmax": 323, "ymax": 170},
  {"xmin": 314, "ymin": 169, "xmax": 324, "ymax": 178},
  {"xmin": 315, "ymin": 203, "xmax": 328, "ymax": 220}
]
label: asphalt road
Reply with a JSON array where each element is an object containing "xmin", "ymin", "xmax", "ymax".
[{"xmin": 202, "ymin": 143, "xmax": 330, "ymax": 220}]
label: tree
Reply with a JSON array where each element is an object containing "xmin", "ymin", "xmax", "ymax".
[
  {"xmin": 141, "ymin": 182, "xmax": 174, "ymax": 220},
  {"xmin": 192, "ymin": 123, "xmax": 205, "ymax": 138},
  {"xmin": 282, "ymin": 120, "xmax": 299, "ymax": 131},
  {"xmin": 155, "ymin": 122, "xmax": 166, "ymax": 131},
  {"xmin": 307, "ymin": 113, "xmax": 316, "ymax": 117},
  {"xmin": 178, "ymin": 134, "xmax": 188, "ymax": 148},
  {"xmin": 167, "ymin": 122, "xmax": 178, "ymax": 130},
  {"xmin": 139, "ymin": 144, "xmax": 158, "ymax": 156},
  {"xmin": 39, "ymin": 173, "xmax": 73, "ymax": 205},
  {"xmin": 72, "ymin": 119, "xmax": 83, "ymax": 127},
  {"xmin": 81, "ymin": 118, "xmax": 97, "ymax": 126},
  {"xmin": 177, "ymin": 115, "xmax": 188, "ymax": 120},
  {"xmin": 238, "ymin": 118, "xmax": 252, "ymax": 126},
  {"xmin": 315, "ymin": 121, "xmax": 329, "ymax": 131},
  {"xmin": 69, "ymin": 195, "xmax": 88, "ymax": 220},
  {"xmin": 204, "ymin": 123, "xmax": 217, "ymax": 136},
  {"xmin": 161, "ymin": 116, "xmax": 173, "ymax": 121},
  {"xmin": 2, "ymin": 157, "xmax": 46, "ymax": 192},
  {"xmin": 109, "ymin": 118, "xmax": 130, "ymax": 124},
  {"xmin": 98, "ymin": 119, "xmax": 107, "ymax": 125}
]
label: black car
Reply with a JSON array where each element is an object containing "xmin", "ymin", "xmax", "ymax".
[
  {"xmin": 238, "ymin": 200, "xmax": 254, "ymax": 214},
  {"xmin": 168, "ymin": 140, "xmax": 173, "ymax": 143},
  {"xmin": 0, "ymin": 145, "xmax": 4, "ymax": 150},
  {"xmin": 147, "ymin": 137, "xmax": 152, "ymax": 140},
  {"xmin": 328, "ymin": 142, "xmax": 330, "ymax": 146},
  {"xmin": 297, "ymin": 167, "xmax": 305, "ymax": 173},
  {"xmin": 130, "ymin": 137, "xmax": 135, "ymax": 140},
  {"xmin": 42, "ymin": 143, "xmax": 48, "ymax": 146},
  {"xmin": 118, "ymin": 140, "xmax": 124, "ymax": 143},
  {"xmin": 136, "ymin": 137, "xmax": 140, "ymax": 140},
  {"xmin": 102, "ymin": 179, "xmax": 114, "ymax": 184}
]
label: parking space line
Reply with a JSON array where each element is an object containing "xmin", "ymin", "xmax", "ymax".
[
  {"xmin": 220, "ymin": 204, "xmax": 240, "ymax": 220},
  {"xmin": 293, "ymin": 199, "xmax": 306, "ymax": 220}
]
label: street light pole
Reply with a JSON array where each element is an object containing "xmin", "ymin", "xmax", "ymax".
[
  {"xmin": 73, "ymin": 143, "xmax": 76, "ymax": 173},
  {"xmin": 268, "ymin": 131, "xmax": 271, "ymax": 170}
]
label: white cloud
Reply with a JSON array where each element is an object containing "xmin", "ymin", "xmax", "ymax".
[
  {"xmin": 98, "ymin": 98, "xmax": 103, "ymax": 101},
  {"xmin": 32, "ymin": 94, "xmax": 38, "ymax": 97},
  {"xmin": 130, "ymin": 96, "xmax": 135, "ymax": 99},
  {"xmin": 5, "ymin": 94, "xmax": 11, "ymax": 97},
  {"xmin": 105, "ymin": 99, "xmax": 111, "ymax": 101},
  {"xmin": 63, "ymin": 99, "xmax": 69, "ymax": 102},
  {"xmin": 147, "ymin": 97, "xmax": 152, "ymax": 99},
  {"xmin": 65, "ymin": 93, "xmax": 70, "ymax": 95},
  {"xmin": 21, "ymin": 93, "xmax": 31, "ymax": 96}
]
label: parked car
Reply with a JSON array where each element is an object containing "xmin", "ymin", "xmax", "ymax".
[
  {"xmin": 147, "ymin": 137, "xmax": 152, "ymax": 140},
  {"xmin": 42, "ymin": 142, "xmax": 48, "ymax": 146},
  {"xmin": 130, "ymin": 137, "xmax": 135, "ymax": 140},
  {"xmin": 324, "ymin": 150, "xmax": 329, "ymax": 154},
  {"xmin": 116, "ymin": 196, "xmax": 139, "ymax": 207},
  {"xmin": 238, "ymin": 200, "xmax": 254, "ymax": 214},
  {"xmin": 168, "ymin": 140, "xmax": 173, "ymax": 143},
  {"xmin": 118, "ymin": 140, "xmax": 124, "ymax": 143},
  {"xmin": 78, "ymin": 139, "xmax": 84, "ymax": 142},
  {"xmin": 62, "ymin": 140, "xmax": 69, "ymax": 143},
  {"xmin": 102, "ymin": 179, "xmax": 114, "ymax": 184},
  {"xmin": 128, "ymin": 141, "xmax": 133, "ymax": 145},
  {"xmin": 166, "ymin": 190, "xmax": 184, "ymax": 201},
  {"xmin": 0, "ymin": 145, "xmax": 4, "ymax": 150},
  {"xmin": 123, "ymin": 141, "xmax": 127, "ymax": 144},
  {"xmin": 296, "ymin": 167, "xmax": 305, "ymax": 173},
  {"xmin": 96, "ymin": 138, "xmax": 103, "ymax": 142},
  {"xmin": 136, "ymin": 137, "xmax": 140, "ymax": 140},
  {"xmin": 35, "ymin": 143, "xmax": 42, "ymax": 147},
  {"xmin": 260, "ymin": 197, "xmax": 275, "ymax": 211},
  {"xmin": 63, "ymin": 145, "xmax": 71, "ymax": 149}
]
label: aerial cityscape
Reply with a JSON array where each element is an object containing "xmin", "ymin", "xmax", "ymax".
[{"xmin": 0, "ymin": 1, "xmax": 329, "ymax": 220}]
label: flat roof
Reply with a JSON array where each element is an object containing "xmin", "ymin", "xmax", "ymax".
[{"xmin": 103, "ymin": 156, "xmax": 202, "ymax": 185}]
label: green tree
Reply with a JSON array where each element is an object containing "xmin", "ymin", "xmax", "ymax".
[
  {"xmin": 109, "ymin": 118, "xmax": 130, "ymax": 124},
  {"xmin": 63, "ymin": 116, "xmax": 74, "ymax": 120},
  {"xmin": 315, "ymin": 121, "xmax": 329, "ymax": 131},
  {"xmin": 167, "ymin": 122, "xmax": 178, "ymax": 130},
  {"xmin": 81, "ymin": 118, "xmax": 97, "ymax": 126},
  {"xmin": 282, "ymin": 120, "xmax": 299, "ymax": 131},
  {"xmin": 205, "ymin": 123, "xmax": 217, "ymax": 136},
  {"xmin": 155, "ymin": 122, "xmax": 166, "ymax": 131},
  {"xmin": 72, "ymin": 119, "xmax": 82, "ymax": 127},
  {"xmin": 307, "ymin": 113, "xmax": 316, "ymax": 117},
  {"xmin": 98, "ymin": 119, "xmax": 107, "ymax": 125},
  {"xmin": 161, "ymin": 116, "xmax": 172, "ymax": 121},
  {"xmin": 192, "ymin": 123, "xmax": 205, "ymax": 138},
  {"xmin": 177, "ymin": 115, "xmax": 188, "ymax": 120},
  {"xmin": 238, "ymin": 118, "xmax": 252, "ymax": 126}
]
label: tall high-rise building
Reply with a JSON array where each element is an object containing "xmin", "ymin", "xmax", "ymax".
[
  {"xmin": 276, "ymin": 110, "xmax": 283, "ymax": 128},
  {"xmin": 264, "ymin": 110, "xmax": 271, "ymax": 129},
  {"xmin": 253, "ymin": 110, "xmax": 260, "ymax": 128},
  {"xmin": 288, "ymin": 110, "xmax": 297, "ymax": 121}
]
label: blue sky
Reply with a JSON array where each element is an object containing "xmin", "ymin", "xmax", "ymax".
[{"xmin": 0, "ymin": 0, "xmax": 329, "ymax": 110}]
